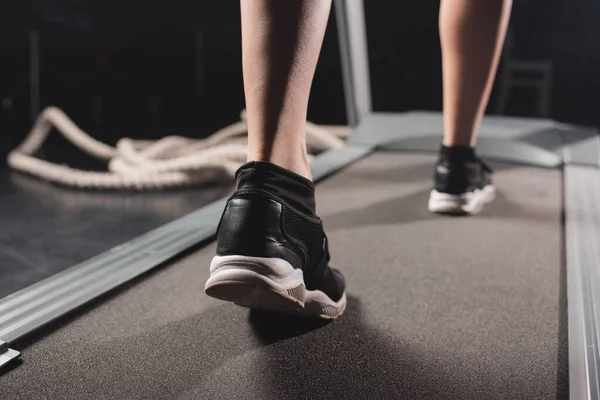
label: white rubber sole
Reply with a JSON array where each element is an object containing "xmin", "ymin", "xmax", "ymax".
[
  {"xmin": 428, "ymin": 184, "xmax": 496, "ymax": 215},
  {"xmin": 204, "ymin": 255, "xmax": 347, "ymax": 319}
]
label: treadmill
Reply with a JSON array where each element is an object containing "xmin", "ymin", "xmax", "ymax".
[{"xmin": 2, "ymin": 1, "xmax": 599, "ymax": 398}]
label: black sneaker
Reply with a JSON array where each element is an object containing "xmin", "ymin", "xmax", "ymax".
[
  {"xmin": 428, "ymin": 147, "xmax": 496, "ymax": 215},
  {"xmin": 204, "ymin": 161, "xmax": 347, "ymax": 319}
]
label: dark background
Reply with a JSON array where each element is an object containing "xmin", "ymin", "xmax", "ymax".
[{"xmin": 0, "ymin": 1, "xmax": 599, "ymax": 160}]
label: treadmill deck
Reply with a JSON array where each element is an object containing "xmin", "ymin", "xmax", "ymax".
[{"xmin": 0, "ymin": 152, "xmax": 567, "ymax": 399}]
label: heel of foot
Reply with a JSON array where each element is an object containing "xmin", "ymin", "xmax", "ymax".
[
  {"xmin": 428, "ymin": 190, "xmax": 470, "ymax": 214},
  {"xmin": 205, "ymin": 280, "xmax": 307, "ymax": 310},
  {"xmin": 205, "ymin": 255, "xmax": 307, "ymax": 311},
  {"xmin": 428, "ymin": 185, "xmax": 495, "ymax": 215},
  {"xmin": 302, "ymin": 291, "xmax": 347, "ymax": 319}
]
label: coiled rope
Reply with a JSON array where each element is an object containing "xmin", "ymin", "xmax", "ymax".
[{"xmin": 7, "ymin": 107, "xmax": 348, "ymax": 190}]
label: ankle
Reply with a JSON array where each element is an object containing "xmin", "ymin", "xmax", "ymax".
[
  {"xmin": 248, "ymin": 151, "xmax": 312, "ymax": 180},
  {"xmin": 440, "ymin": 144, "xmax": 477, "ymax": 163},
  {"xmin": 235, "ymin": 161, "xmax": 316, "ymax": 215},
  {"xmin": 442, "ymin": 132, "xmax": 477, "ymax": 148}
]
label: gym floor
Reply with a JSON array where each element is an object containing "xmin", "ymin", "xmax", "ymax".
[{"xmin": 0, "ymin": 167, "xmax": 232, "ymax": 298}]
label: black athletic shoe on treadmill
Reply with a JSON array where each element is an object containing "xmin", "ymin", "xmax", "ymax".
[
  {"xmin": 428, "ymin": 146, "xmax": 496, "ymax": 215},
  {"xmin": 204, "ymin": 161, "xmax": 347, "ymax": 319}
]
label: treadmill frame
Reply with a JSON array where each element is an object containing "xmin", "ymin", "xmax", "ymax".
[{"xmin": 1, "ymin": 3, "xmax": 600, "ymax": 395}]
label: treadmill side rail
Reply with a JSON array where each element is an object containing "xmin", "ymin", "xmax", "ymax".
[
  {"xmin": 565, "ymin": 165, "xmax": 600, "ymax": 400},
  {"xmin": 0, "ymin": 340, "xmax": 20, "ymax": 369}
]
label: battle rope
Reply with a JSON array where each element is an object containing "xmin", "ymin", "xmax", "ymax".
[{"xmin": 7, "ymin": 107, "xmax": 348, "ymax": 190}]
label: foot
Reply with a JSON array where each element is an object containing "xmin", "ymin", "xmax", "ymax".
[
  {"xmin": 205, "ymin": 161, "xmax": 347, "ymax": 319},
  {"xmin": 428, "ymin": 147, "xmax": 496, "ymax": 215}
]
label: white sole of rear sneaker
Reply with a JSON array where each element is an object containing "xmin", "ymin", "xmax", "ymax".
[
  {"xmin": 428, "ymin": 184, "xmax": 496, "ymax": 215},
  {"xmin": 205, "ymin": 255, "xmax": 346, "ymax": 319}
]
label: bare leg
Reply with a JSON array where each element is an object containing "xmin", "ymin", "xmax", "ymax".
[
  {"xmin": 241, "ymin": 0, "xmax": 332, "ymax": 179},
  {"xmin": 205, "ymin": 1, "xmax": 347, "ymax": 318},
  {"xmin": 440, "ymin": 0, "xmax": 512, "ymax": 147}
]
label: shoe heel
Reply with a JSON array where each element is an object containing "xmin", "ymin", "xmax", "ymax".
[{"xmin": 205, "ymin": 255, "xmax": 307, "ymax": 311}]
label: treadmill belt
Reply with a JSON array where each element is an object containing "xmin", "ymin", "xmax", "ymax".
[{"xmin": 0, "ymin": 152, "xmax": 567, "ymax": 399}]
